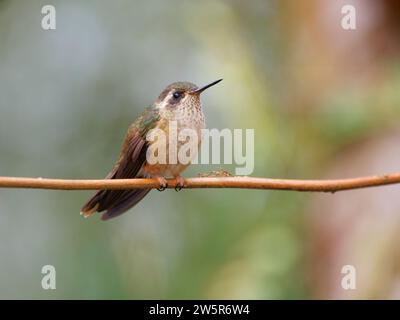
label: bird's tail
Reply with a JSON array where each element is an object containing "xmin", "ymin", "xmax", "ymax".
[{"xmin": 80, "ymin": 187, "xmax": 151, "ymax": 220}]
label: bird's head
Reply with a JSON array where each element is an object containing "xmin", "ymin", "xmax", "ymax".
[{"xmin": 155, "ymin": 79, "xmax": 222, "ymax": 114}]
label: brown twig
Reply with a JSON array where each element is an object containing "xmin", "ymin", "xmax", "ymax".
[{"xmin": 0, "ymin": 173, "xmax": 399, "ymax": 192}]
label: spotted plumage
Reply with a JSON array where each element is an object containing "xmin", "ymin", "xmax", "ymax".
[{"xmin": 81, "ymin": 79, "xmax": 222, "ymax": 220}]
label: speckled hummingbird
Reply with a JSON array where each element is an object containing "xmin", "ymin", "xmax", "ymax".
[{"xmin": 81, "ymin": 79, "xmax": 222, "ymax": 220}]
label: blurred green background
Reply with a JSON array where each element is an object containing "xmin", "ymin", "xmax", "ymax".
[{"xmin": 0, "ymin": 0, "xmax": 400, "ymax": 299}]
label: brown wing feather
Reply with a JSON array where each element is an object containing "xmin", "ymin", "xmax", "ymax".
[{"xmin": 80, "ymin": 131, "xmax": 150, "ymax": 219}]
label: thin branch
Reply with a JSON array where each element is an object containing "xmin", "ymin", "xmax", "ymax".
[{"xmin": 0, "ymin": 173, "xmax": 400, "ymax": 192}]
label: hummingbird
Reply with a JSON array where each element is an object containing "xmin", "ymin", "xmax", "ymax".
[{"xmin": 80, "ymin": 79, "xmax": 222, "ymax": 220}]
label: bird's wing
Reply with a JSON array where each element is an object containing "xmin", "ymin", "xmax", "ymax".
[{"xmin": 80, "ymin": 106, "xmax": 160, "ymax": 220}]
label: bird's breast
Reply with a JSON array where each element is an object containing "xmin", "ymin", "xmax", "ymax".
[{"xmin": 144, "ymin": 108, "xmax": 205, "ymax": 177}]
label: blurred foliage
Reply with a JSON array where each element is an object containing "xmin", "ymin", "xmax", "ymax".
[{"xmin": 0, "ymin": 0, "xmax": 399, "ymax": 299}]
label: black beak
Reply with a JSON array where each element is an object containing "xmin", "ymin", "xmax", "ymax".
[{"xmin": 190, "ymin": 79, "xmax": 223, "ymax": 95}]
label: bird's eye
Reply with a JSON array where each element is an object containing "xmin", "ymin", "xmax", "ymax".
[{"xmin": 173, "ymin": 92, "xmax": 182, "ymax": 99}]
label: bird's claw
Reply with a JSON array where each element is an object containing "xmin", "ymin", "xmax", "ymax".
[
  {"xmin": 156, "ymin": 177, "xmax": 168, "ymax": 192},
  {"xmin": 174, "ymin": 176, "xmax": 185, "ymax": 192}
]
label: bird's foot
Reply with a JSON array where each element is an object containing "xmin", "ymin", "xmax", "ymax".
[
  {"xmin": 156, "ymin": 177, "xmax": 168, "ymax": 191},
  {"xmin": 174, "ymin": 176, "xmax": 185, "ymax": 192}
]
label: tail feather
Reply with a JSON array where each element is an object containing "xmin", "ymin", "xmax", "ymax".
[
  {"xmin": 80, "ymin": 130, "xmax": 150, "ymax": 220},
  {"xmin": 101, "ymin": 188, "xmax": 151, "ymax": 220},
  {"xmin": 80, "ymin": 188, "xmax": 151, "ymax": 220},
  {"xmin": 80, "ymin": 191, "xmax": 103, "ymax": 218}
]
